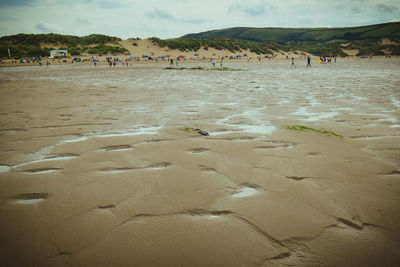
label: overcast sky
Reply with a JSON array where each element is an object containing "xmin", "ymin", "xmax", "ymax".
[{"xmin": 0, "ymin": 0, "xmax": 399, "ymax": 39}]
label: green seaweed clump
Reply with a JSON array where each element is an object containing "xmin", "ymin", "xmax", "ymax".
[
  {"xmin": 182, "ymin": 127, "xmax": 193, "ymax": 133},
  {"xmin": 287, "ymin": 125, "xmax": 342, "ymax": 137},
  {"xmin": 213, "ymin": 67, "xmax": 240, "ymax": 71},
  {"xmin": 181, "ymin": 127, "xmax": 209, "ymax": 136},
  {"xmin": 165, "ymin": 66, "xmax": 242, "ymax": 71}
]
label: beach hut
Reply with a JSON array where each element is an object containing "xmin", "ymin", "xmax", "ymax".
[{"xmin": 50, "ymin": 50, "xmax": 68, "ymax": 59}]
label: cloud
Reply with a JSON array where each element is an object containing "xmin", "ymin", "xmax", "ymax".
[
  {"xmin": 179, "ymin": 17, "xmax": 206, "ymax": 24},
  {"xmin": 144, "ymin": 7, "xmax": 205, "ymax": 26},
  {"xmin": 55, "ymin": 0, "xmax": 123, "ymax": 8},
  {"xmin": 376, "ymin": 4, "xmax": 398, "ymax": 13},
  {"xmin": 145, "ymin": 8, "xmax": 174, "ymax": 20},
  {"xmin": 0, "ymin": 0, "xmax": 39, "ymax": 8},
  {"xmin": 97, "ymin": 1, "xmax": 123, "ymax": 8},
  {"xmin": 229, "ymin": 1, "xmax": 268, "ymax": 16},
  {"xmin": 298, "ymin": 18, "xmax": 313, "ymax": 26},
  {"xmin": 351, "ymin": 6, "xmax": 361, "ymax": 14},
  {"xmin": 75, "ymin": 18, "xmax": 89, "ymax": 25},
  {"xmin": 34, "ymin": 22, "xmax": 62, "ymax": 33},
  {"xmin": 0, "ymin": 16, "xmax": 18, "ymax": 22}
]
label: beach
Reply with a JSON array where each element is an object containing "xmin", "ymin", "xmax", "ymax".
[{"xmin": 0, "ymin": 58, "xmax": 399, "ymax": 266}]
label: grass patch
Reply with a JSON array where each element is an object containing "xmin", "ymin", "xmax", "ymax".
[
  {"xmin": 213, "ymin": 67, "xmax": 242, "ymax": 71},
  {"xmin": 182, "ymin": 127, "xmax": 193, "ymax": 133},
  {"xmin": 181, "ymin": 127, "xmax": 209, "ymax": 136},
  {"xmin": 287, "ymin": 125, "xmax": 342, "ymax": 137},
  {"xmin": 150, "ymin": 37, "xmax": 278, "ymax": 54}
]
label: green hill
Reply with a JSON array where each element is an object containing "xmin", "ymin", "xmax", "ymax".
[
  {"xmin": 0, "ymin": 33, "xmax": 128, "ymax": 58},
  {"xmin": 182, "ymin": 22, "xmax": 400, "ymax": 44},
  {"xmin": 178, "ymin": 22, "xmax": 400, "ymax": 56}
]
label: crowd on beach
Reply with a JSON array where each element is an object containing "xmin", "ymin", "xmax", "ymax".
[{"xmin": 0, "ymin": 51, "xmax": 391, "ymax": 67}]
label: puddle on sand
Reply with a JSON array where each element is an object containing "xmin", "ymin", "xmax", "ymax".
[
  {"xmin": 188, "ymin": 148, "xmax": 209, "ymax": 154},
  {"xmin": 63, "ymin": 136, "xmax": 89, "ymax": 143},
  {"xmin": 237, "ymin": 125, "xmax": 276, "ymax": 135},
  {"xmin": 232, "ymin": 187, "xmax": 258, "ymax": 198},
  {"xmin": 351, "ymin": 135, "xmax": 391, "ymax": 140},
  {"xmin": 16, "ymin": 198, "xmax": 46, "ymax": 204},
  {"xmin": 13, "ymin": 155, "xmax": 77, "ymax": 169},
  {"xmin": 101, "ymin": 145, "xmax": 132, "ymax": 152},
  {"xmin": 24, "ymin": 168, "xmax": 61, "ymax": 174},
  {"xmin": 0, "ymin": 165, "xmax": 11, "ymax": 173},
  {"xmin": 61, "ymin": 126, "xmax": 163, "ymax": 144},
  {"xmin": 99, "ymin": 163, "xmax": 171, "ymax": 173},
  {"xmin": 147, "ymin": 162, "xmax": 171, "ymax": 170},
  {"xmin": 14, "ymin": 193, "xmax": 49, "ymax": 204},
  {"xmin": 211, "ymin": 125, "xmax": 276, "ymax": 136},
  {"xmin": 96, "ymin": 126, "xmax": 163, "ymax": 138},
  {"xmin": 98, "ymin": 168, "xmax": 133, "ymax": 174},
  {"xmin": 215, "ymin": 108, "xmax": 276, "ymax": 136},
  {"xmin": 293, "ymin": 107, "xmax": 338, "ymax": 122}
]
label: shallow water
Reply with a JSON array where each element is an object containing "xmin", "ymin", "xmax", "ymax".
[
  {"xmin": 2, "ymin": 59, "xmax": 398, "ymax": 135},
  {"xmin": 232, "ymin": 187, "xmax": 258, "ymax": 198}
]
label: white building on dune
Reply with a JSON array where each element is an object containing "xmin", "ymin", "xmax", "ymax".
[{"xmin": 49, "ymin": 50, "xmax": 68, "ymax": 58}]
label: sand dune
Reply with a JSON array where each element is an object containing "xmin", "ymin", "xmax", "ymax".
[{"xmin": 0, "ymin": 58, "xmax": 399, "ymax": 266}]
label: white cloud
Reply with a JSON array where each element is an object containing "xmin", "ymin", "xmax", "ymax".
[
  {"xmin": 0, "ymin": 0, "xmax": 399, "ymax": 38},
  {"xmin": 34, "ymin": 22, "xmax": 63, "ymax": 33}
]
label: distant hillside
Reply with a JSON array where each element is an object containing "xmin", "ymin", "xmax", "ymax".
[
  {"xmin": 0, "ymin": 33, "xmax": 128, "ymax": 58},
  {"xmin": 178, "ymin": 22, "xmax": 400, "ymax": 57},
  {"xmin": 182, "ymin": 22, "xmax": 400, "ymax": 44},
  {"xmin": 1, "ymin": 22, "xmax": 400, "ymax": 59}
]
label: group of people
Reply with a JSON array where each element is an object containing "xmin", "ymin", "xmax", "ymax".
[
  {"xmin": 290, "ymin": 55, "xmax": 337, "ymax": 68},
  {"xmin": 291, "ymin": 56, "xmax": 312, "ymax": 68},
  {"xmin": 41, "ymin": 54, "xmax": 341, "ymax": 68},
  {"xmin": 106, "ymin": 58, "xmax": 129, "ymax": 67}
]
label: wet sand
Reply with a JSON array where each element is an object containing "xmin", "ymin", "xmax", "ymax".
[{"xmin": 0, "ymin": 59, "xmax": 399, "ymax": 266}]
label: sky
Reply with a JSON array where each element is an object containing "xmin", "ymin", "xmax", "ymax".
[{"xmin": 0, "ymin": 0, "xmax": 399, "ymax": 39}]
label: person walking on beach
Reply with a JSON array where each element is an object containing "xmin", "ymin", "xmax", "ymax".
[
  {"xmin": 212, "ymin": 59, "xmax": 216, "ymax": 67},
  {"xmin": 291, "ymin": 57, "xmax": 296, "ymax": 68},
  {"xmin": 306, "ymin": 56, "xmax": 311, "ymax": 67},
  {"xmin": 170, "ymin": 59, "xmax": 174, "ymax": 67}
]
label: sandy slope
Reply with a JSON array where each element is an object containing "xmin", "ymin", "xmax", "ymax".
[
  {"xmin": 0, "ymin": 58, "xmax": 399, "ymax": 266},
  {"xmin": 119, "ymin": 38, "xmax": 291, "ymax": 60}
]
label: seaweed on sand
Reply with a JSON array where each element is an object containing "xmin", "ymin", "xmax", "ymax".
[{"xmin": 287, "ymin": 125, "xmax": 342, "ymax": 137}]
